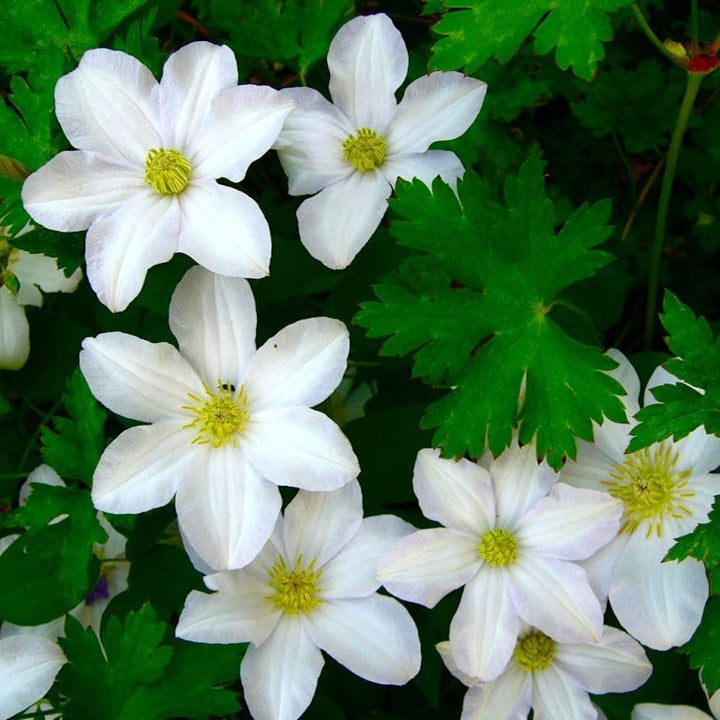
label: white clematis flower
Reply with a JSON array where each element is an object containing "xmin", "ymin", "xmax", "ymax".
[
  {"xmin": 176, "ymin": 481, "xmax": 421, "ymax": 720},
  {"xmin": 439, "ymin": 624, "xmax": 651, "ymax": 720},
  {"xmin": 80, "ymin": 265, "xmax": 360, "ymax": 571},
  {"xmin": 377, "ymin": 441, "xmax": 622, "ymax": 681},
  {"xmin": 1, "ymin": 233, "xmax": 81, "ymax": 370},
  {"xmin": 560, "ymin": 349, "xmax": 720, "ymax": 650},
  {"xmin": 22, "ymin": 41, "xmax": 294, "ymax": 312},
  {"xmin": 274, "ymin": 12, "xmax": 487, "ymax": 269}
]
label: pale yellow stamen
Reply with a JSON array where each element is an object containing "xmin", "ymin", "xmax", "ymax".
[
  {"xmin": 514, "ymin": 631, "xmax": 555, "ymax": 672},
  {"xmin": 266, "ymin": 555, "xmax": 323, "ymax": 616},
  {"xmin": 183, "ymin": 382, "xmax": 250, "ymax": 448},
  {"xmin": 342, "ymin": 128, "xmax": 387, "ymax": 172},
  {"xmin": 144, "ymin": 148, "xmax": 191, "ymax": 194},
  {"xmin": 478, "ymin": 528, "xmax": 519, "ymax": 567}
]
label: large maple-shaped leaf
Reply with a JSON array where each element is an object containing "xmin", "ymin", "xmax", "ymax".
[
  {"xmin": 427, "ymin": 0, "xmax": 633, "ymax": 80},
  {"xmin": 355, "ymin": 158, "xmax": 627, "ymax": 468}
]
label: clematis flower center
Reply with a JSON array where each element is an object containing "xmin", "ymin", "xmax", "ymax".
[
  {"xmin": 603, "ymin": 441, "xmax": 693, "ymax": 537},
  {"xmin": 144, "ymin": 148, "xmax": 192, "ymax": 194},
  {"xmin": 514, "ymin": 631, "xmax": 556, "ymax": 672},
  {"xmin": 266, "ymin": 555, "xmax": 323, "ymax": 616},
  {"xmin": 342, "ymin": 128, "xmax": 387, "ymax": 172},
  {"xmin": 478, "ymin": 528, "xmax": 519, "ymax": 567},
  {"xmin": 183, "ymin": 382, "xmax": 250, "ymax": 448}
]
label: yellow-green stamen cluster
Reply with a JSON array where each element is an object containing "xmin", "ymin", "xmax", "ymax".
[
  {"xmin": 266, "ymin": 555, "xmax": 323, "ymax": 616},
  {"xmin": 478, "ymin": 528, "xmax": 519, "ymax": 567},
  {"xmin": 342, "ymin": 128, "xmax": 387, "ymax": 172},
  {"xmin": 603, "ymin": 441, "xmax": 694, "ymax": 537},
  {"xmin": 514, "ymin": 631, "xmax": 556, "ymax": 672},
  {"xmin": 144, "ymin": 148, "xmax": 192, "ymax": 194},
  {"xmin": 183, "ymin": 382, "xmax": 250, "ymax": 448}
]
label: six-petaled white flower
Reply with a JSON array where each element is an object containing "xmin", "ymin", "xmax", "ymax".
[
  {"xmin": 378, "ymin": 442, "xmax": 622, "ymax": 681},
  {"xmin": 176, "ymin": 480, "xmax": 421, "ymax": 720},
  {"xmin": 80, "ymin": 265, "xmax": 359, "ymax": 571},
  {"xmin": 274, "ymin": 12, "xmax": 487, "ymax": 269},
  {"xmin": 22, "ymin": 41, "xmax": 294, "ymax": 312}
]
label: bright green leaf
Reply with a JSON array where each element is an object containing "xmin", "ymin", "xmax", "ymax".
[
  {"xmin": 667, "ymin": 497, "xmax": 720, "ymax": 571},
  {"xmin": 682, "ymin": 595, "xmax": 720, "ymax": 694}
]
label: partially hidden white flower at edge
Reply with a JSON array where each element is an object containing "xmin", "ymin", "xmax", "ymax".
[
  {"xmin": 377, "ymin": 441, "xmax": 622, "ymax": 682},
  {"xmin": 80, "ymin": 265, "xmax": 360, "ymax": 571},
  {"xmin": 274, "ymin": 12, "xmax": 487, "ymax": 270},
  {"xmin": 438, "ymin": 622, "xmax": 651, "ymax": 720},
  {"xmin": 0, "ymin": 230, "xmax": 81, "ymax": 370},
  {"xmin": 176, "ymin": 480, "xmax": 421, "ymax": 720},
  {"xmin": 22, "ymin": 41, "xmax": 294, "ymax": 312},
  {"xmin": 560, "ymin": 349, "xmax": 720, "ymax": 651}
]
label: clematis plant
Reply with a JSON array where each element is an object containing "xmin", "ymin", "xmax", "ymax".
[
  {"xmin": 80, "ymin": 266, "xmax": 359, "ymax": 571},
  {"xmin": 22, "ymin": 41, "xmax": 294, "ymax": 312},
  {"xmin": 274, "ymin": 12, "xmax": 487, "ymax": 269}
]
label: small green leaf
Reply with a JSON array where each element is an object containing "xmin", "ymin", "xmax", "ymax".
[{"xmin": 682, "ymin": 596, "xmax": 720, "ymax": 694}]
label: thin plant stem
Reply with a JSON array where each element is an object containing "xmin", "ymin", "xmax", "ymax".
[
  {"xmin": 708, "ymin": 30, "xmax": 720, "ymax": 56},
  {"xmin": 643, "ymin": 71, "xmax": 704, "ymax": 348},
  {"xmin": 630, "ymin": 3, "xmax": 685, "ymax": 65},
  {"xmin": 621, "ymin": 157, "xmax": 665, "ymax": 241}
]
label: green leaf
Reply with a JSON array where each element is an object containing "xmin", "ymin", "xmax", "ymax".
[
  {"xmin": 667, "ymin": 497, "xmax": 720, "ymax": 570},
  {"xmin": 356, "ymin": 158, "xmax": 626, "ymax": 468},
  {"xmin": 682, "ymin": 595, "xmax": 720, "ymax": 694},
  {"xmin": 42, "ymin": 370, "xmax": 107, "ymax": 486},
  {"xmin": 628, "ymin": 291, "xmax": 720, "ymax": 452},
  {"xmin": 428, "ymin": 0, "xmax": 633, "ymax": 80},
  {"xmin": 0, "ymin": 484, "xmax": 106, "ymax": 624}
]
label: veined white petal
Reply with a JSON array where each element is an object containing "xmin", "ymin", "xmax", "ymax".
[
  {"xmin": 532, "ymin": 665, "xmax": 596, "ymax": 720},
  {"xmin": 377, "ymin": 528, "xmax": 480, "ymax": 608},
  {"xmin": 91, "ymin": 420, "xmax": 195, "ymax": 513},
  {"xmin": 0, "ymin": 290, "xmax": 29, "ymax": 371},
  {"xmin": 632, "ymin": 704, "xmax": 712, "ymax": 720},
  {"xmin": 55, "ymin": 48, "xmax": 161, "ymax": 165},
  {"xmin": 413, "ymin": 448, "xmax": 496, "ymax": 535},
  {"xmin": 80, "ymin": 332, "xmax": 203, "ymax": 422},
  {"xmin": 191, "ymin": 84, "xmax": 295, "ymax": 182},
  {"xmin": 580, "ymin": 533, "xmax": 627, "ymax": 604},
  {"xmin": 559, "ymin": 432, "xmax": 623, "ymax": 493},
  {"xmin": 606, "ymin": 348, "xmax": 641, "ymax": 417},
  {"xmin": 168, "ymin": 266, "xmax": 257, "ymax": 387},
  {"xmin": 21, "ymin": 151, "xmax": 143, "ymax": 232},
  {"xmin": 296, "ymin": 171, "xmax": 391, "ymax": 269},
  {"xmin": 449, "ymin": 569, "xmax": 521, "ymax": 682},
  {"xmin": 460, "ymin": 665, "xmax": 533, "ymax": 720},
  {"xmin": 10, "ymin": 250, "xmax": 81, "ymax": 295},
  {"xmin": 327, "ymin": 13, "xmax": 407, "ymax": 130},
  {"xmin": 242, "ymin": 406, "xmax": 359, "ymax": 490},
  {"xmin": 176, "ymin": 181, "xmax": 270, "ymax": 279},
  {"xmin": 0, "ymin": 635, "xmax": 65, "ymax": 720},
  {"xmin": 380, "ymin": 150, "xmax": 465, "ymax": 189},
  {"xmin": 282, "ymin": 481, "xmax": 363, "ymax": 570},
  {"xmin": 386, "ymin": 72, "xmax": 486, "ymax": 154},
  {"xmin": 84, "ymin": 191, "xmax": 179, "ymax": 312},
  {"xmin": 159, "ymin": 42, "xmax": 237, "ymax": 150},
  {"xmin": 673, "ymin": 428, "xmax": 720, "ymax": 476},
  {"xmin": 242, "ymin": 618, "xmax": 324, "ymax": 720},
  {"xmin": 275, "ymin": 87, "xmax": 353, "ymax": 196},
  {"xmin": 243, "ymin": 317, "xmax": 349, "ymax": 411},
  {"xmin": 176, "ymin": 447, "xmax": 282, "ymax": 571},
  {"xmin": 305, "ymin": 595, "xmax": 420, "ymax": 684}
]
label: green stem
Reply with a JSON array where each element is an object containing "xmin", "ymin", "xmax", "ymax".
[
  {"xmin": 644, "ymin": 71, "xmax": 704, "ymax": 349},
  {"xmin": 630, "ymin": 3, "xmax": 686, "ymax": 65}
]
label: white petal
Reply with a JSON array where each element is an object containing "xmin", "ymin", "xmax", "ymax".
[
  {"xmin": 610, "ymin": 531, "xmax": 708, "ymax": 650},
  {"xmin": 159, "ymin": 42, "xmax": 237, "ymax": 150},
  {"xmin": 413, "ymin": 448, "xmax": 495, "ymax": 535},
  {"xmin": 19, "ymin": 465, "xmax": 65, "ymax": 506},
  {"xmin": 449, "ymin": 570, "xmax": 521, "ymax": 682},
  {"xmin": 322, "ymin": 515, "xmax": 415, "ymax": 598},
  {"xmin": 559, "ymin": 429, "xmax": 626, "ymax": 493},
  {"xmin": 55, "ymin": 48, "xmax": 161, "ymax": 165},
  {"xmin": 380, "ymin": 150, "xmax": 465, "ymax": 188},
  {"xmin": 516, "ymin": 483, "xmax": 621, "ymax": 560},
  {"xmin": 242, "ymin": 618, "xmax": 324, "ymax": 720},
  {"xmin": 460, "ymin": 665, "xmax": 533, "ymax": 720},
  {"xmin": 509, "ymin": 557, "xmax": 603, "ymax": 643},
  {"xmin": 84, "ymin": 192, "xmax": 179, "ymax": 312},
  {"xmin": 80, "ymin": 332, "xmax": 203, "ymax": 422},
  {"xmin": 632, "ymin": 704, "xmax": 712, "ymax": 720},
  {"xmin": 176, "ymin": 570, "xmax": 279, "ymax": 646},
  {"xmin": 275, "ymin": 87, "xmax": 353, "ymax": 195},
  {"xmin": 533, "ymin": 665, "xmax": 596, "ymax": 720},
  {"xmin": 305, "ymin": 595, "xmax": 420, "ymax": 684},
  {"xmin": 580, "ymin": 533, "xmax": 628, "ymax": 604},
  {"xmin": 387, "ymin": 72, "xmax": 486, "ymax": 154},
  {"xmin": 282, "ymin": 481, "xmax": 362, "ymax": 569},
  {"xmin": 191, "ymin": 84, "xmax": 295, "ymax": 182},
  {"xmin": 555, "ymin": 626, "xmax": 651, "ymax": 694},
  {"xmin": 674, "ymin": 428, "xmax": 720, "ymax": 476},
  {"xmin": 177, "ymin": 181, "xmax": 270, "ymax": 278},
  {"xmin": 606, "ymin": 348, "xmax": 641, "ymax": 417},
  {"xmin": 242, "ymin": 406, "xmax": 359, "ymax": 490},
  {"xmin": 296, "ymin": 171, "xmax": 391, "ymax": 269},
  {"xmin": 0, "ymin": 635, "xmax": 65, "ymax": 720},
  {"xmin": 10, "ymin": 251, "xmax": 81, "ymax": 295},
  {"xmin": 22, "ymin": 151, "xmax": 143, "ymax": 232},
  {"xmin": 168, "ymin": 266, "xmax": 257, "ymax": 386},
  {"xmin": 327, "ymin": 13, "xmax": 407, "ymax": 130},
  {"xmin": 177, "ymin": 447, "xmax": 282, "ymax": 571},
  {"xmin": 0, "ymin": 290, "xmax": 29, "ymax": 370},
  {"xmin": 377, "ymin": 528, "xmax": 480, "ymax": 608},
  {"xmin": 243, "ymin": 317, "xmax": 349, "ymax": 411},
  {"xmin": 91, "ymin": 420, "xmax": 194, "ymax": 513}
]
